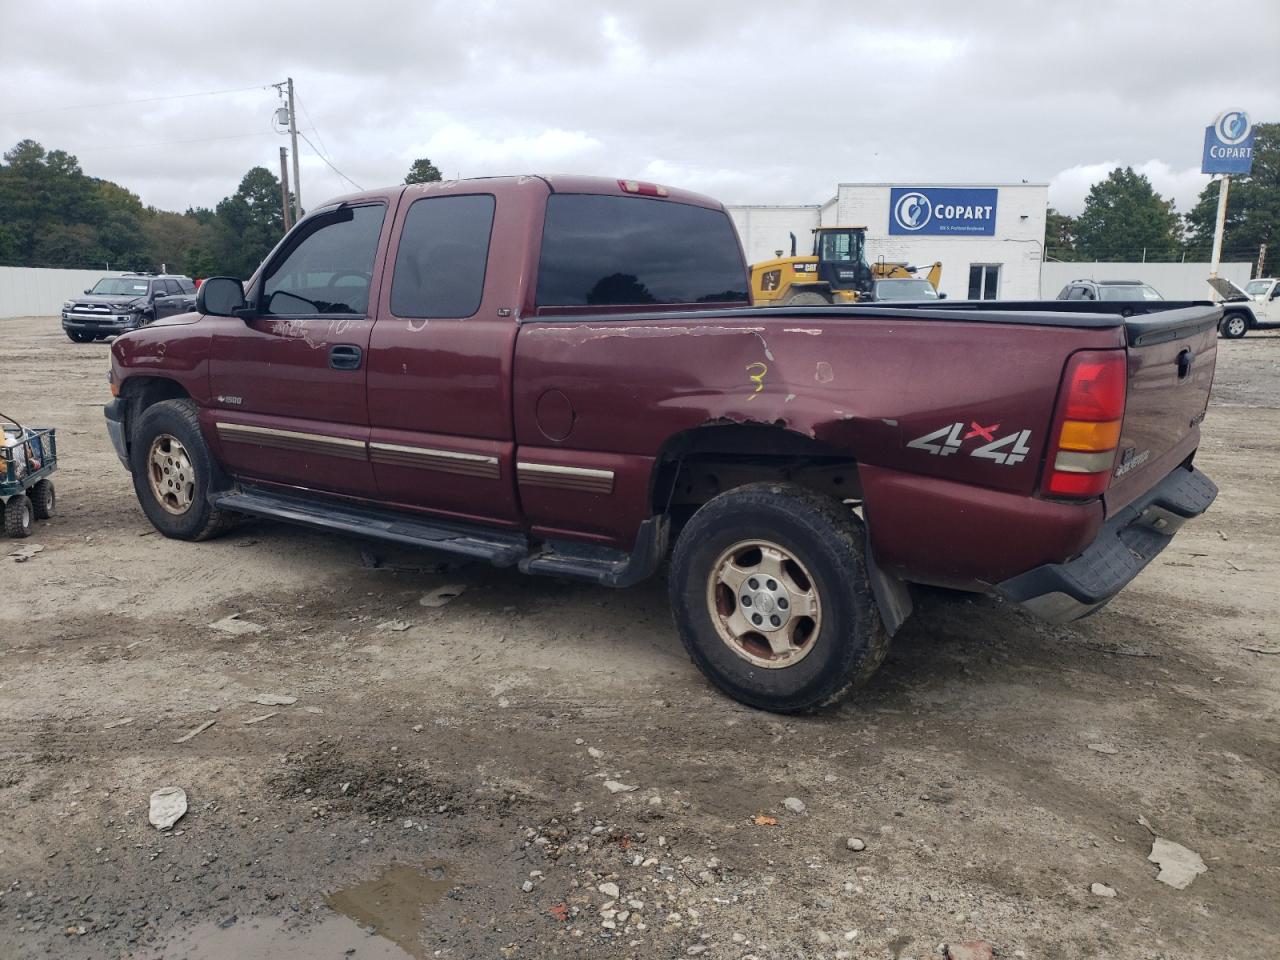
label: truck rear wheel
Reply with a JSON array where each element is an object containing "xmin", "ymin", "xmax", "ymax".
[
  {"xmin": 129, "ymin": 399, "xmax": 234, "ymax": 541},
  {"xmin": 1220, "ymin": 312, "xmax": 1248, "ymax": 338},
  {"xmin": 4, "ymin": 494, "xmax": 33, "ymax": 538},
  {"xmin": 669, "ymin": 482, "xmax": 889, "ymax": 713},
  {"xmin": 783, "ymin": 291, "xmax": 831, "ymax": 306},
  {"xmin": 30, "ymin": 479, "xmax": 55, "ymax": 519}
]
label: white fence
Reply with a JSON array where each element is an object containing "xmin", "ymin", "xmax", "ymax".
[
  {"xmin": 1040, "ymin": 261, "xmax": 1252, "ymax": 301},
  {"xmin": 0, "ymin": 266, "xmax": 127, "ymax": 319}
]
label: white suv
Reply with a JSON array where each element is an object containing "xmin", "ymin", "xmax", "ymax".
[{"xmin": 1208, "ymin": 276, "xmax": 1280, "ymax": 339}]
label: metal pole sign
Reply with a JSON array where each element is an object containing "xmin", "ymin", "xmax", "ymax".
[{"xmin": 1202, "ymin": 110, "xmax": 1255, "ymax": 175}]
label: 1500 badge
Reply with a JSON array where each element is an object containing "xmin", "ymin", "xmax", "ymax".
[{"xmin": 907, "ymin": 421, "xmax": 1032, "ymax": 466}]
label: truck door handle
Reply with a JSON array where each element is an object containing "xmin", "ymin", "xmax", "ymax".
[{"xmin": 329, "ymin": 344, "xmax": 363, "ymax": 370}]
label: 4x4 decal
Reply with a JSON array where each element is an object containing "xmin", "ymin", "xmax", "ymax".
[{"xmin": 907, "ymin": 422, "xmax": 1032, "ymax": 466}]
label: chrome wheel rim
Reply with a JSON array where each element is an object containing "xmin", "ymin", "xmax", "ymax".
[
  {"xmin": 706, "ymin": 539, "xmax": 822, "ymax": 669},
  {"xmin": 147, "ymin": 434, "xmax": 196, "ymax": 515},
  {"xmin": 1227, "ymin": 317, "xmax": 1245, "ymax": 336}
]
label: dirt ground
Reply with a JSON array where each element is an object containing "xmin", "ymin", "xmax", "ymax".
[{"xmin": 1, "ymin": 314, "xmax": 1277, "ymax": 960}]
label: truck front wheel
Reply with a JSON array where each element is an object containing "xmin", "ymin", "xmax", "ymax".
[
  {"xmin": 1220, "ymin": 312, "xmax": 1249, "ymax": 338},
  {"xmin": 669, "ymin": 482, "xmax": 889, "ymax": 713},
  {"xmin": 4, "ymin": 494, "xmax": 33, "ymax": 538},
  {"xmin": 129, "ymin": 399, "xmax": 234, "ymax": 541}
]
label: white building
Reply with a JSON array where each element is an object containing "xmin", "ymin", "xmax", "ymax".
[{"xmin": 729, "ymin": 182, "xmax": 1049, "ymax": 301}]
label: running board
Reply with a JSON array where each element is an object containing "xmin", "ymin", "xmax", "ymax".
[
  {"xmin": 518, "ymin": 517, "xmax": 668, "ymax": 588},
  {"xmin": 211, "ymin": 486, "xmax": 528, "ymax": 567}
]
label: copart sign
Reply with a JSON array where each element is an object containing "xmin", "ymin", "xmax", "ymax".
[{"xmin": 889, "ymin": 187, "xmax": 998, "ymax": 236}]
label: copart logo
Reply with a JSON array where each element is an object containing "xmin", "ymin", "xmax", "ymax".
[
  {"xmin": 1215, "ymin": 110, "xmax": 1252, "ymax": 145},
  {"xmin": 893, "ymin": 191, "xmax": 932, "ymax": 232}
]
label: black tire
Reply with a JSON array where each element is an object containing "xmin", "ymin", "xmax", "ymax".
[
  {"xmin": 129, "ymin": 398, "xmax": 235, "ymax": 541},
  {"xmin": 783, "ymin": 290, "xmax": 831, "ymax": 306},
  {"xmin": 30, "ymin": 479, "xmax": 55, "ymax": 519},
  {"xmin": 66, "ymin": 331, "xmax": 95, "ymax": 343},
  {"xmin": 669, "ymin": 482, "xmax": 889, "ymax": 713},
  {"xmin": 1220, "ymin": 312, "xmax": 1248, "ymax": 339},
  {"xmin": 4, "ymin": 494, "xmax": 33, "ymax": 538}
]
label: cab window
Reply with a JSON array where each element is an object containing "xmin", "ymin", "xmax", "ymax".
[
  {"xmin": 261, "ymin": 204, "xmax": 385, "ymax": 316},
  {"xmin": 390, "ymin": 194, "xmax": 495, "ymax": 319},
  {"xmin": 536, "ymin": 194, "xmax": 748, "ymax": 308}
]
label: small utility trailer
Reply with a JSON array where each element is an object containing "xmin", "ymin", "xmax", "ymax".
[{"xmin": 2, "ymin": 414, "xmax": 58, "ymax": 538}]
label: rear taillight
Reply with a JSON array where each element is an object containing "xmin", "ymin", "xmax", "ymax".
[{"xmin": 1044, "ymin": 350, "xmax": 1127, "ymax": 498}]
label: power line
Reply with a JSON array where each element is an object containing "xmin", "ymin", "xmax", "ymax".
[
  {"xmin": 294, "ymin": 94, "xmax": 329, "ymax": 160},
  {"xmin": 298, "ymin": 130, "xmax": 363, "ymax": 191},
  {"xmin": 0, "ymin": 82, "xmax": 276, "ymax": 119},
  {"xmin": 72, "ymin": 131, "xmax": 278, "ymax": 154}
]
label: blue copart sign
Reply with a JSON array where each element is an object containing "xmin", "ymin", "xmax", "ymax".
[
  {"xmin": 1202, "ymin": 110, "xmax": 1255, "ymax": 175},
  {"xmin": 889, "ymin": 187, "xmax": 998, "ymax": 236}
]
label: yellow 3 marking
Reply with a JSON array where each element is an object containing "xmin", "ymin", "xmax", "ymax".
[{"xmin": 746, "ymin": 361, "xmax": 768, "ymax": 401}]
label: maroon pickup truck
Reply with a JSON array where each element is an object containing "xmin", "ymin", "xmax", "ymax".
[{"xmin": 105, "ymin": 175, "xmax": 1219, "ymax": 712}]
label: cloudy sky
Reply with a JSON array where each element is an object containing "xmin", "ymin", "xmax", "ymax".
[{"xmin": 1, "ymin": 0, "xmax": 1277, "ymax": 217}]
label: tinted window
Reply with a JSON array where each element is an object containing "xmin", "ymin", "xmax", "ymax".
[
  {"xmin": 1098, "ymin": 284, "xmax": 1162, "ymax": 302},
  {"xmin": 177, "ymin": 278, "xmax": 196, "ymax": 294},
  {"xmin": 536, "ymin": 194, "xmax": 748, "ymax": 308},
  {"xmin": 262, "ymin": 204, "xmax": 385, "ymax": 316},
  {"xmin": 390, "ymin": 195, "xmax": 495, "ymax": 319}
]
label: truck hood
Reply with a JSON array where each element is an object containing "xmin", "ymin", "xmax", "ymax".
[
  {"xmin": 1206, "ymin": 276, "xmax": 1250, "ymax": 303},
  {"xmin": 152, "ymin": 310, "xmax": 201, "ymax": 327}
]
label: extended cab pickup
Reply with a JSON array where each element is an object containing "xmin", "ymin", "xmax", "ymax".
[{"xmin": 105, "ymin": 175, "xmax": 1220, "ymax": 712}]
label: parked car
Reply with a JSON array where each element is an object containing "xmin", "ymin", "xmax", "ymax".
[
  {"xmin": 104, "ymin": 175, "xmax": 1220, "ymax": 712},
  {"xmin": 1207, "ymin": 276, "xmax": 1280, "ymax": 338},
  {"xmin": 1055, "ymin": 279, "xmax": 1164, "ymax": 303},
  {"xmin": 61, "ymin": 273, "xmax": 196, "ymax": 343},
  {"xmin": 863, "ymin": 278, "xmax": 941, "ymax": 302}
]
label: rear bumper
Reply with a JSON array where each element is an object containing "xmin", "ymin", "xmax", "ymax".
[
  {"xmin": 104, "ymin": 398, "xmax": 130, "ymax": 469},
  {"xmin": 997, "ymin": 463, "xmax": 1217, "ymax": 623}
]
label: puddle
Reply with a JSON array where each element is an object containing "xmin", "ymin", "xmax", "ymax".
[
  {"xmin": 326, "ymin": 862, "xmax": 451, "ymax": 959},
  {"xmin": 142, "ymin": 913, "xmax": 416, "ymax": 959},
  {"xmin": 145, "ymin": 862, "xmax": 450, "ymax": 960}
]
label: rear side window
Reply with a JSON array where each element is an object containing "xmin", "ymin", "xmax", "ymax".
[
  {"xmin": 390, "ymin": 194, "xmax": 495, "ymax": 318},
  {"xmin": 536, "ymin": 194, "xmax": 748, "ymax": 308}
]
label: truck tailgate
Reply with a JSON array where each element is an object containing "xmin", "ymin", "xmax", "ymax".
[{"xmin": 1107, "ymin": 306, "xmax": 1219, "ymax": 511}]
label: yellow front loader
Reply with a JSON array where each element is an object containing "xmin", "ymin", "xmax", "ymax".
[{"xmin": 750, "ymin": 226, "xmax": 941, "ymax": 305}]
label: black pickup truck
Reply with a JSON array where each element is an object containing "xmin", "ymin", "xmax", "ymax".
[{"xmin": 61, "ymin": 274, "xmax": 197, "ymax": 342}]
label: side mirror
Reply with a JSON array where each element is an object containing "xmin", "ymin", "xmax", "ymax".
[
  {"xmin": 938, "ymin": 292, "xmax": 948, "ymax": 299},
  {"xmin": 197, "ymin": 277, "xmax": 247, "ymax": 317},
  {"xmin": 84, "ymin": 288, "xmax": 92, "ymax": 294}
]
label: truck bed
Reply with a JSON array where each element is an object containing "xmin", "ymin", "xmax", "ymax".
[{"xmin": 529, "ymin": 300, "xmax": 1223, "ymax": 343}]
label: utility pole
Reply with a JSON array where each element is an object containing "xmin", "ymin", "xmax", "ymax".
[
  {"xmin": 1257, "ymin": 243, "xmax": 1267, "ymax": 279},
  {"xmin": 287, "ymin": 77, "xmax": 302, "ymax": 223},
  {"xmin": 1209, "ymin": 174, "xmax": 1230, "ymax": 278},
  {"xmin": 278, "ymin": 147, "xmax": 293, "ymax": 232}
]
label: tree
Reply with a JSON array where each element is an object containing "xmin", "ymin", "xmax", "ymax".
[
  {"xmin": 404, "ymin": 157, "xmax": 443, "ymax": 185},
  {"xmin": 1045, "ymin": 208, "xmax": 1080, "ymax": 261},
  {"xmin": 1184, "ymin": 122, "xmax": 1280, "ymax": 271},
  {"xmin": 1074, "ymin": 167, "xmax": 1182, "ymax": 262},
  {"xmin": 209, "ymin": 166, "xmax": 288, "ymax": 278}
]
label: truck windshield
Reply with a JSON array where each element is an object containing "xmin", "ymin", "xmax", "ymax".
[
  {"xmin": 1098, "ymin": 284, "xmax": 1162, "ymax": 302},
  {"xmin": 1245, "ymin": 280, "xmax": 1272, "ymax": 296},
  {"xmin": 91, "ymin": 278, "xmax": 151, "ymax": 296},
  {"xmin": 536, "ymin": 194, "xmax": 748, "ymax": 307}
]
